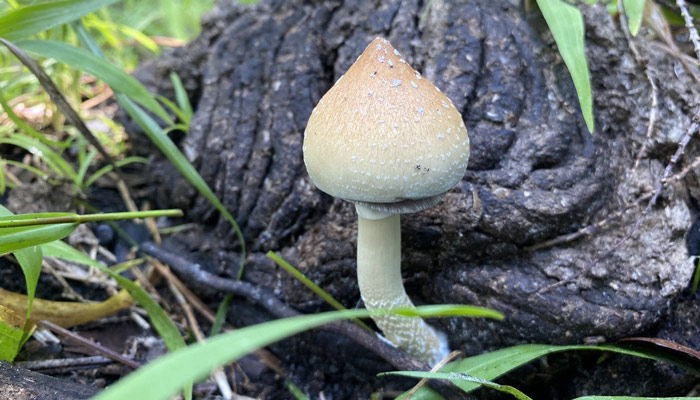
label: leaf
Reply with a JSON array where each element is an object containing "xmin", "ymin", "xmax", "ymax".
[
  {"xmin": 383, "ymin": 371, "xmax": 532, "ymax": 400},
  {"xmin": 0, "ymin": 304, "xmax": 35, "ymax": 362},
  {"xmin": 0, "ymin": 287, "xmax": 132, "ymax": 328},
  {"xmin": 536, "ymin": 0, "xmax": 594, "ymax": 133},
  {"xmin": 14, "ymin": 39, "xmax": 172, "ymax": 125},
  {"xmin": 0, "ymin": 0, "xmax": 120, "ymax": 41},
  {"xmin": 623, "ymin": 0, "xmax": 646, "ymax": 36},
  {"xmin": 91, "ymin": 305, "xmax": 483, "ymax": 400},
  {"xmin": 12, "ymin": 245, "xmax": 42, "ymax": 320}
]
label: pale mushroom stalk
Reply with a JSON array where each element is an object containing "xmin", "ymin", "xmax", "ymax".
[{"xmin": 355, "ymin": 204, "xmax": 448, "ymax": 365}]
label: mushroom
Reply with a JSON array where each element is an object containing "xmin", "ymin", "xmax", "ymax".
[{"xmin": 302, "ymin": 37, "xmax": 469, "ymax": 366}]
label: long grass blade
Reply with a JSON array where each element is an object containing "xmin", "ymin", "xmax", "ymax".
[
  {"xmin": 118, "ymin": 95, "xmax": 247, "ymax": 278},
  {"xmin": 91, "ymin": 305, "xmax": 483, "ymax": 400},
  {"xmin": 0, "ymin": 0, "xmax": 120, "ymax": 41},
  {"xmin": 75, "ymin": 25, "xmax": 247, "ymax": 278}
]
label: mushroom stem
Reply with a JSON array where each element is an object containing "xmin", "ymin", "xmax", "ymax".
[{"xmin": 355, "ymin": 204, "xmax": 449, "ymax": 366}]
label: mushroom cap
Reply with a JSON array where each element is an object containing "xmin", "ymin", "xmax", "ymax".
[{"xmin": 303, "ymin": 37, "xmax": 469, "ymax": 213}]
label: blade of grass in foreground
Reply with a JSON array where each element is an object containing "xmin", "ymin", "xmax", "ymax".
[
  {"xmin": 92, "ymin": 305, "xmax": 484, "ymax": 400},
  {"xmin": 0, "ymin": 0, "xmax": 120, "ymax": 41},
  {"xmin": 536, "ymin": 0, "xmax": 594, "ymax": 133}
]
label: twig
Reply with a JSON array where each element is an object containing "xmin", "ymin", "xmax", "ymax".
[
  {"xmin": 15, "ymin": 355, "xmax": 113, "ymax": 371},
  {"xmin": 677, "ymin": 0, "xmax": 700, "ymax": 61},
  {"xmin": 38, "ymin": 320, "xmax": 140, "ymax": 369},
  {"xmin": 141, "ymin": 242, "xmax": 470, "ymax": 400}
]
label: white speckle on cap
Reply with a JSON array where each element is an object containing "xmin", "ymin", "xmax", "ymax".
[
  {"xmin": 436, "ymin": 109, "xmax": 442, "ymax": 116},
  {"xmin": 437, "ymin": 133, "xmax": 445, "ymax": 139},
  {"xmin": 414, "ymin": 117, "xmax": 420, "ymax": 122},
  {"xmin": 370, "ymin": 71, "xmax": 377, "ymax": 77},
  {"xmin": 335, "ymin": 75, "xmax": 343, "ymax": 84},
  {"xmin": 416, "ymin": 107, "xmax": 424, "ymax": 115},
  {"xmin": 388, "ymin": 60, "xmax": 394, "ymax": 68},
  {"xmin": 391, "ymin": 79, "xmax": 401, "ymax": 87},
  {"xmin": 378, "ymin": 56, "xmax": 385, "ymax": 63},
  {"xmin": 368, "ymin": 90, "xmax": 374, "ymax": 96},
  {"xmin": 399, "ymin": 59, "xmax": 406, "ymax": 63},
  {"xmin": 411, "ymin": 81, "xmax": 418, "ymax": 88},
  {"xmin": 378, "ymin": 97, "xmax": 384, "ymax": 102},
  {"xmin": 415, "ymin": 71, "xmax": 422, "ymax": 79},
  {"xmin": 393, "ymin": 123, "xmax": 399, "ymax": 128},
  {"xmin": 393, "ymin": 49, "xmax": 401, "ymax": 56},
  {"xmin": 442, "ymin": 101, "xmax": 450, "ymax": 109},
  {"xmin": 436, "ymin": 86, "xmax": 442, "ymax": 92}
]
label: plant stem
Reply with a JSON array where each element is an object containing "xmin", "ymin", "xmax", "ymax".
[{"xmin": 0, "ymin": 210, "xmax": 183, "ymax": 228}]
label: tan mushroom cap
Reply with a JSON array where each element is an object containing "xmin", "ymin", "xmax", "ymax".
[{"xmin": 303, "ymin": 37, "xmax": 469, "ymax": 213}]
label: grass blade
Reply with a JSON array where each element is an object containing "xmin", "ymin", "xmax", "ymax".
[
  {"xmin": 170, "ymin": 72, "xmax": 193, "ymax": 123},
  {"xmin": 383, "ymin": 371, "xmax": 532, "ymax": 400},
  {"xmin": 73, "ymin": 26, "xmax": 247, "ymax": 279},
  {"xmin": 536, "ymin": 0, "xmax": 594, "ymax": 133},
  {"xmin": 0, "ymin": 223, "xmax": 77, "ymax": 256},
  {"xmin": 623, "ymin": 0, "xmax": 646, "ymax": 36},
  {"xmin": 83, "ymin": 156, "xmax": 148, "ymax": 189},
  {"xmin": 118, "ymin": 95, "xmax": 247, "ymax": 278},
  {"xmin": 267, "ymin": 250, "xmax": 372, "ymax": 331},
  {"xmin": 14, "ymin": 39, "xmax": 172, "ymax": 125},
  {"xmin": 401, "ymin": 343, "xmax": 700, "ymax": 399},
  {"xmin": 91, "ymin": 305, "xmax": 482, "ymax": 400},
  {"xmin": 209, "ymin": 293, "xmax": 233, "ymax": 337},
  {"xmin": 0, "ymin": 0, "xmax": 120, "ymax": 41}
]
